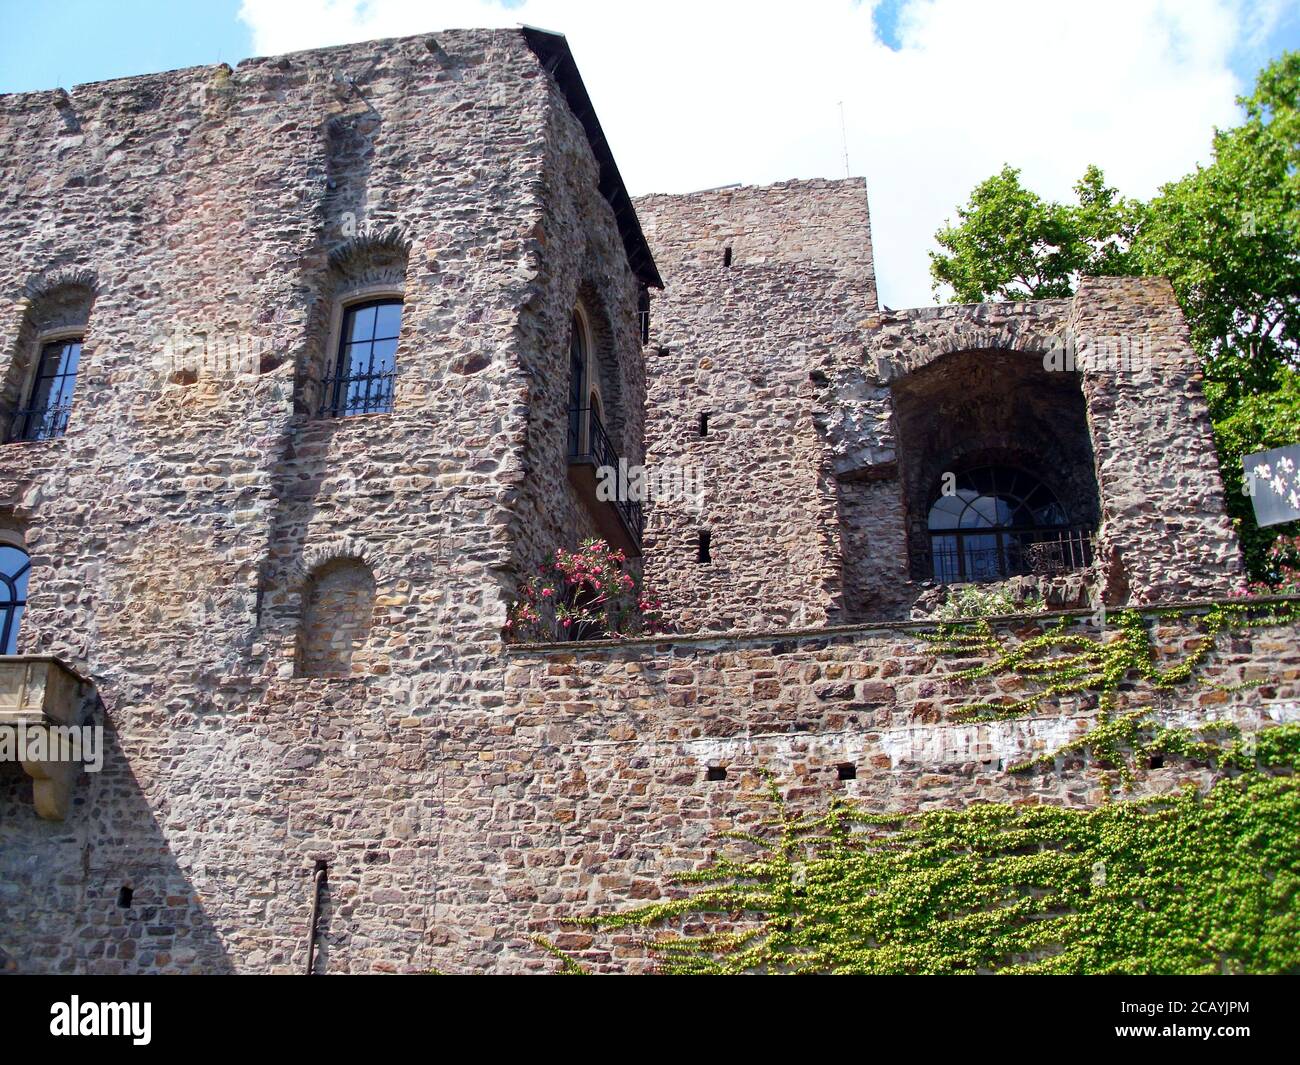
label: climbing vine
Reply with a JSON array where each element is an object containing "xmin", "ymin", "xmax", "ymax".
[
  {"xmin": 546, "ymin": 731, "xmax": 1300, "ymax": 974},
  {"xmin": 920, "ymin": 597, "xmax": 1300, "ymax": 782}
]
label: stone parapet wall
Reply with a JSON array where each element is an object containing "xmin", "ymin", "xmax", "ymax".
[
  {"xmin": 634, "ymin": 177, "xmax": 876, "ymax": 285},
  {"xmin": 5, "ymin": 598, "xmax": 1294, "ymax": 974}
]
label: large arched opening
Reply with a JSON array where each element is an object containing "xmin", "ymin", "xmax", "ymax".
[{"xmin": 891, "ymin": 349, "xmax": 1100, "ymax": 584}]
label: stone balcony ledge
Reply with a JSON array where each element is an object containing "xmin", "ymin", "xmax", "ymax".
[{"xmin": 0, "ymin": 655, "xmax": 94, "ymax": 819}]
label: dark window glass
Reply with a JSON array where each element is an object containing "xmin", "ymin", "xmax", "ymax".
[
  {"xmin": 0, "ymin": 544, "xmax": 31, "ymax": 654},
  {"xmin": 637, "ymin": 287, "xmax": 650, "ymax": 345},
  {"xmin": 325, "ymin": 299, "xmax": 402, "ymax": 416},
  {"xmin": 567, "ymin": 313, "xmax": 587, "ymax": 455},
  {"xmin": 13, "ymin": 338, "xmax": 81, "ymax": 441},
  {"xmin": 926, "ymin": 466, "xmax": 1087, "ymax": 583}
]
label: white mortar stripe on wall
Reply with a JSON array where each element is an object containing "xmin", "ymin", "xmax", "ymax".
[{"xmin": 879, "ymin": 700, "xmax": 1300, "ymax": 768}]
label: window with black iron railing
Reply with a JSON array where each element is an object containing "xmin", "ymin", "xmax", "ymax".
[
  {"xmin": 322, "ymin": 299, "xmax": 401, "ymax": 417},
  {"xmin": 925, "ymin": 466, "xmax": 1094, "ymax": 584},
  {"xmin": 568, "ymin": 405, "xmax": 645, "ymax": 545},
  {"xmin": 11, "ymin": 338, "xmax": 81, "ymax": 442},
  {"xmin": 928, "ymin": 526, "xmax": 1095, "ymax": 584}
]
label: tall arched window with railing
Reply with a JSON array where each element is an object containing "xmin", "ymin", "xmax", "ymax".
[
  {"xmin": 1, "ymin": 544, "xmax": 31, "ymax": 654},
  {"xmin": 927, "ymin": 466, "xmax": 1091, "ymax": 583},
  {"xmin": 563, "ymin": 302, "xmax": 644, "ymax": 553},
  {"xmin": 567, "ymin": 310, "xmax": 588, "ymax": 455}
]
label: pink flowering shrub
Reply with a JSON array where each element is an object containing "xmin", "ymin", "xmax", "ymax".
[
  {"xmin": 1229, "ymin": 534, "xmax": 1300, "ymax": 598},
  {"xmin": 506, "ymin": 538, "xmax": 667, "ymax": 641}
]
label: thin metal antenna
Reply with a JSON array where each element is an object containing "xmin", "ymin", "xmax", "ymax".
[{"xmin": 838, "ymin": 101, "xmax": 850, "ymax": 178}]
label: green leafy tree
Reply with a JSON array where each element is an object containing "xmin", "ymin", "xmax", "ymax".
[
  {"xmin": 1136, "ymin": 52, "xmax": 1300, "ymax": 418},
  {"xmin": 1136, "ymin": 54, "xmax": 1300, "ymax": 575},
  {"xmin": 930, "ymin": 164, "xmax": 1144, "ymax": 303},
  {"xmin": 928, "ymin": 53, "xmax": 1300, "ymax": 580}
]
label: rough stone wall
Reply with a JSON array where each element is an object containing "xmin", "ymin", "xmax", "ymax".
[
  {"xmin": 508, "ymin": 67, "xmax": 647, "ymax": 584},
  {"xmin": 633, "ymin": 179, "xmax": 877, "ymax": 632},
  {"xmin": 829, "ymin": 279, "xmax": 1242, "ymax": 617},
  {"xmin": 494, "ymin": 602, "xmax": 1298, "ymax": 972},
  {"xmin": 638, "ymin": 265, "xmax": 870, "ymax": 631},
  {"xmin": 8, "ymin": 596, "xmax": 1292, "ymax": 974},
  {"xmin": 296, "ymin": 558, "xmax": 376, "ymax": 677},
  {"xmin": 635, "ymin": 178, "xmax": 875, "ymax": 280},
  {"xmin": 637, "ymin": 175, "xmax": 1240, "ymax": 632},
  {"xmin": 1068, "ymin": 276, "xmax": 1243, "ymax": 602},
  {"xmin": 0, "ymin": 29, "xmax": 644, "ymax": 974}
]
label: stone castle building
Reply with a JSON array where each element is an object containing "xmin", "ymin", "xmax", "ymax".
[{"xmin": 0, "ymin": 27, "xmax": 1291, "ymax": 974}]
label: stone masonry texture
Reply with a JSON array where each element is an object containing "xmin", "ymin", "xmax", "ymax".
[{"xmin": 0, "ymin": 29, "xmax": 1268, "ymax": 974}]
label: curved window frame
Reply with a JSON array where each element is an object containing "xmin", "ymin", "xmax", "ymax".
[
  {"xmin": 323, "ymin": 294, "xmax": 404, "ymax": 417},
  {"xmin": 0, "ymin": 541, "xmax": 31, "ymax": 655},
  {"xmin": 567, "ymin": 306, "xmax": 599, "ymax": 455},
  {"xmin": 926, "ymin": 466, "xmax": 1077, "ymax": 584}
]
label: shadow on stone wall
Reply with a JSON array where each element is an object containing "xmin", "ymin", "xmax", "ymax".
[{"xmin": 0, "ymin": 721, "xmax": 234, "ymax": 974}]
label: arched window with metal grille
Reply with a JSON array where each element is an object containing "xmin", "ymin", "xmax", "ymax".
[
  {"xmin": 567, "ymin": 310, "xmax": 588, "ymax": 455},
  {"xmin": 1, "ymin": 544, "xmax": 31, "ymax": 654},
  {"xmin": 927, "ymin": 466, "xmax": 1091, "ymax": 583}
]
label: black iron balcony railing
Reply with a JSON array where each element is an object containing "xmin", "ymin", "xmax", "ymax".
[
  {"xmin": 927, "ymin": 526, "xmax": 1094, "ymax": 585},
  {"xmin": 568, "ymin": 406, "xmax": 644, "ymax": 547},
  {"xmin": 320, "ymin": 371, "xmax": 396, "ymax": 417},
  {"xmin": 10, "ymin": 403, "xmax": 73, "ymax": 442}
]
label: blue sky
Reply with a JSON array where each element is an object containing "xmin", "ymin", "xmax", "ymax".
[
  {"xmin": 0, "ymin": 1, "xmax": 252, "ymax": 92},
  {"xmin": 5, "ymin": 1, "xmax": 1292, "ymax": 95},
  {"xmin": 2, "ymin": 1, "xmax": 1297, "ymax": 308}
]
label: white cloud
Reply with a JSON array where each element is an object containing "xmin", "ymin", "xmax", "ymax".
[{"xmin": 238, "ymin": 0, "xmax": 1278, "ymax": 307}]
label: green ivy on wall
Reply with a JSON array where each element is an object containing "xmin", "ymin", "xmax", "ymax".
[
  {"xmin": 922, "ymin": 598, "xmax": 1300, "ymax": 784},
  {"xmin": 549, "ymin": 729, "xmax": 1300, "ymax": 974}
]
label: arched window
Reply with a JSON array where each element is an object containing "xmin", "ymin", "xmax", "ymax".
[
  {"xmin": 325, "ymin": 299, "xmax": 402, "ymax": 417},
  {"xmin": 1, "ymin": 544, "xmax": 31, "ymax": 654},
  {"xmin": 928, "ymin": 466, "xmax": 1086, "ymax": 583},
  {"xmin": 567, "ymin": 311, "xmax": 588, "ymax": 455},
  {"xmin": 12, "ymin": 337, "xmax": 82, "ymax": 442},
  {"xmin": 295, "ymin": 558, "xmax": 375, "ymax": 677}
]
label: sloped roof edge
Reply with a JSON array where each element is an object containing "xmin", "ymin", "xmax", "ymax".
[{"xmin": 522, "ymin": 26, "xmax": 662, "ymax": 289}]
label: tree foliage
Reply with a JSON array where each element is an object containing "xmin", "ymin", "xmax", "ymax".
[
  {"xmin": 555, "ymin": 727, "xmax": 1300, "ymax": 974},
  {"xmin": 929, "ymin": 163, "xmax": 1145, "ymax": 303},
  {"xmin": 928, "ymin": 52, "xmax": 1300, "ymax": 580},
  {"xmin": 1136, "ymin": 52, "xmax": 1300, "ymax": 416}
]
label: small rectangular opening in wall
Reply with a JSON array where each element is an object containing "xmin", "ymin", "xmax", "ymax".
[
  {"xmin": 117, "ymin": 886, "xmax": 133, "ymax": 908},
  {"xmin": 697, "ymin": 530, "xmax": 712, "ymax": 564},
  {"xmin": 706, "ymin": 765, "xmax": 727, "ymax": 781},
  {"xmin": 837, "ymin": 763, "xmax": 856, "ymax": 781},
  {"xmin": 723, "ymin": 246, "xmax": 733, "ymax": 267},
  {"xmin": 698, "ymin": 412, "xmax": 709, "ymax": 437},
  {"xmin": 1149, "ymin": 755, "xmax": 1165, "ymax": 769}
]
